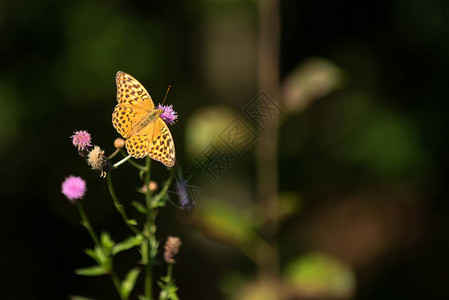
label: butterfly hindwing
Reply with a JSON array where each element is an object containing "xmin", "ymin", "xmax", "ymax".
[
  {"xmin": 124, "ymin": 118, "xmax": 175, "ymax": 167},
  {"xmin": 148, "ymin": 118, "xmax": 175, "ymax": 167}
]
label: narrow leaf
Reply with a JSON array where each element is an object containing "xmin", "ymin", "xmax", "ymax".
[
  {"xmin": 127, "ymin": 219, "xmax": 138, "ymax": 226},
  {"xmin": 84, "ymin": 248, "xmax": 99, "ymax": 264},
  {"xmin": 75, "ymin": 265, "xmax": 106, "ymax": 276},
  {"xmin": 112, "ymin": 234, "xmax": 144, "ymax": 255},
  {"xmin": 100, "ymin": 231, "xmax": 115, "ymax": 255},
  {"xmin": 121, "ymin": 268, "xmax": 141, "ymax": 298},
  {"xmin": 131, "ymin": 201, "xmax": 148, "ymax": 214}
]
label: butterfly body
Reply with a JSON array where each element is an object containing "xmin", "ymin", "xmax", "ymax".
[
  {"xmin": 137, "ymin": 108, "xmax": 163, "ymax": 131},
  {"xmin": 112, "ymin": 71, "xmax": 176, "ymax": 167}
]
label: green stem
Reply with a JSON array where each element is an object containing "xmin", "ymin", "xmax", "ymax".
[
  {"xmin": 107, "ymin": 172, "xmax": 140, "ymax": 235},
  {"xmin": 110, "ymin": 266, "xmax": 125, "ymax": 300},
  {"xmin": 144, "ymin": 156, "xmax": 154, "ymax": 300},
  {"xmin": 153, "ymin": 167, "xmax": 176, "ymax": 206},
  {"xmin": 113, "ymin": 154, "xmax": 132, "ymax": 168},
  {"xmin": 167, "ymin": 263, "xmax": 173, "ymax": 281},
  {"xmin": 119, "ymin": 149, "xmax": 147, "ymax": 171},
  {"xmin": 108, "ymin": 148, "xmax": 120, "ymax": 160},
  {"xmin": 77, "ymin": 203, "xmax": 101, "ymax": 247},
  {"xmin": 77, "ymin": 204, "xmax": 125, "ymax": 300}
]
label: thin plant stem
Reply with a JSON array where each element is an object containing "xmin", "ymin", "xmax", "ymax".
[
  {"xmin": 167, "ymin": 263, "xmax": 173, "ymax": 280},
  {"xmin": 119, "ymin": 149, "xmax": 147, "ymax": 171},
  {"xmin": 113, "ymin": 154, "xmax": 132, "ymax": 168},
  {"xmin": 108, "ymin": 148, "xmax": 120, "ymax": 160},
  {"xmin": 144, "ymin": 156, "xmax": 153, "ymax": 300},
  {"xmin": 153, "ymin": 167, "xmax": 176, "ymax": 206},
  {"xmin": 107, "ymin": 172, "xmax": 140, "ymax": 235},
  {"xmin": 77, "ymin": 203, "xmax": 101, "ymax": 247},
  {"xmin": 77, "ymin": 203, "xmax": 125, "ymax": 300},
  {"xmin": 110, "ymin": 266, "xmax": 125, "ymax": 300}
]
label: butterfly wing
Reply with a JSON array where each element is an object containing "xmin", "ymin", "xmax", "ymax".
[
  {"xmin": 112, "ymin": 71, "xmax": 154, "ymax": 139},
  {"xmin": 125, "ymin": 117, "xmax": 176, "ymax": 167}
]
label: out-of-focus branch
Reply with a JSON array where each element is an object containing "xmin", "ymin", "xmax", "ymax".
[{"xmin": 256, "ymin": 0, "xmax": 281, "ymax": 284}]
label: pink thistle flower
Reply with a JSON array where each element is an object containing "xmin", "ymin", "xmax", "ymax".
[
  {"xmin": 61, "ymin": 175, "xmax": 86, "ymax": 203},
  {"xmin": 157, "ymin": 104, "xmax": 178, "ymax": 125},
  {"xmin": 71, "ymin": 130, "xmax": 92, "ymax": 151}
]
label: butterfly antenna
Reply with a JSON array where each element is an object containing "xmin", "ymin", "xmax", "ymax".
[{"xmin": 162, "ymin": 85, "xmax": 171, "ymax": 106}]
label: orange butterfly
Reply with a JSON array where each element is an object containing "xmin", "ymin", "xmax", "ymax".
[{"xmin": 112, "ymin": 71, "xmax": 175, "ymax": 167}]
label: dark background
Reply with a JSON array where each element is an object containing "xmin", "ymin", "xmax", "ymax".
[{"xmin": 1, "ymin": 0, "xmax": 448, "ymax": 299}]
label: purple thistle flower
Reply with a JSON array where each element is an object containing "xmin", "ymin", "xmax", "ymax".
[
  {"xmin": 71, "ymin": 130, "xmax": 92, "ymax": 151},
  {"xmin": 61, "ymin": 175, "xmax": 86, "ymax": 203},
  {"xmin": 157, "ymin": 104, "xmax": 178, "ymax": 125}
]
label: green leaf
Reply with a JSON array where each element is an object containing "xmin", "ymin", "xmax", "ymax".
[
  {"xmin": 131, "ymin": 201, "xmax": 148, "ymax": 214},
  {"xmin": 84, "ymin": 246, "xmax": 108, "ymax": 265},
  {"xmin": 112, "ymin": 234, "xmax": 144, "ymax": 255},
  {"xmin": 75, "ymin": 265, "xmax": 107, "ymax": 276},
  {"xmin": 121, "ymin": 268, "xmax": 141, "ymax": 298},
  {"xmin": 168, "ymin": 287, "xmax": 179, "ymax": 300},
  {"xmin": 159, "ymin": 284, "xmax": 179, "ymax": 300},
  {"xmin": 100, "ymin": 231, "xmax": 115, "ymax": 255},
  {"xmin": 197, "ymin": 201, "xmax": 255, "ymax": 245},
  {"xmin": 138, "ymin": 296, "xmax": 149, "ymax": 300},
  {"xmin": 127, "ymin": 219, "xmax": 138, "ymax": 226},
  {"xmin": 284, "ymin": 252, "xmax": 356, "ymax": 298},
  {"xmin": 84, "ymin": 248, "xmax": 99, "ymax": 263}
]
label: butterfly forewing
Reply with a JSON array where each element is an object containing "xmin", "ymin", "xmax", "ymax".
[
  {"xmin": 115, "ymin": 71, "xmax": 154, "ymax": 108},
  {"xmin": 112, "ymin": 72, "xmax": 154, "ymax": 139}
]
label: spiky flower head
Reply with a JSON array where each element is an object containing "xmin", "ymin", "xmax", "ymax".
[
  {"xmin": 61, "ymin": 175, "xmax": 86, "ymax": 203},
  {"xmin": 164, "ymin": 236, "xmax": 182, "ymax": 263},
  {"xmin": 87, "ymin": 146, "xmax": 110, "ymax": 177},
  {"xmin": 71, "ymin": 130, "xmax": 92, "ymax": 152},
  {"xmin": 157, "ymin": 104, "xmax": 178, "ymax": 125}
]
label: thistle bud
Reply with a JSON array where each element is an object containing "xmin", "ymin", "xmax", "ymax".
[
  {"xmin": 114, "ymin": 138, "xmax": 125, "ymax": 149},
  {"xmin": 163, "ymin": 236, "xmax": 182, "ymax": 263}
]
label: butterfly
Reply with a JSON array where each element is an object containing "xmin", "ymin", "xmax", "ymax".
[{"xmin": 112, "ymin": 71, "xmax": 175, "ymax": 167}]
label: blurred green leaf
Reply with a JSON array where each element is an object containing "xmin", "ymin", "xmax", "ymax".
[
  {"xmin": 185, "ymin": 106, "xmax": 237, "ymax": 159},
  {"xmin": 197, "ymin": 200, "xmax": 254, "ymax": 245},
  {"xmin": 121, "ymin": 268, "xmax": 141, "ymax": 299},
  {"xmin": 112, "ymin": 234, "xmax": 144, "ymax": 255},
  {"xmin": 131, "ymin": 201, "xmax": 148, "ymax": 214},
  {"xmin": 75, "ymin": 265, "xmax": 107, "ymax": 277},
  {"xmin": 100, "ymin": 231, "xmax": 115, "ymax": 256},
  {"xmin": 127, "ymin": 219, "xmax": 138, "ymax": 226},
  {"xmin": 84, "ymin": 248, "xmax": 98, "ymax": 262},
  {"xmin": 284, "ymin": 252, "xmax": 356, "ymax": 298},
  {"xmin": 281, "ymin": 57, "xmax": 344, "ymax": 113},
  {"xmin": 84, "ymin": 247, "xmax": 108, "ymax": 266}
]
